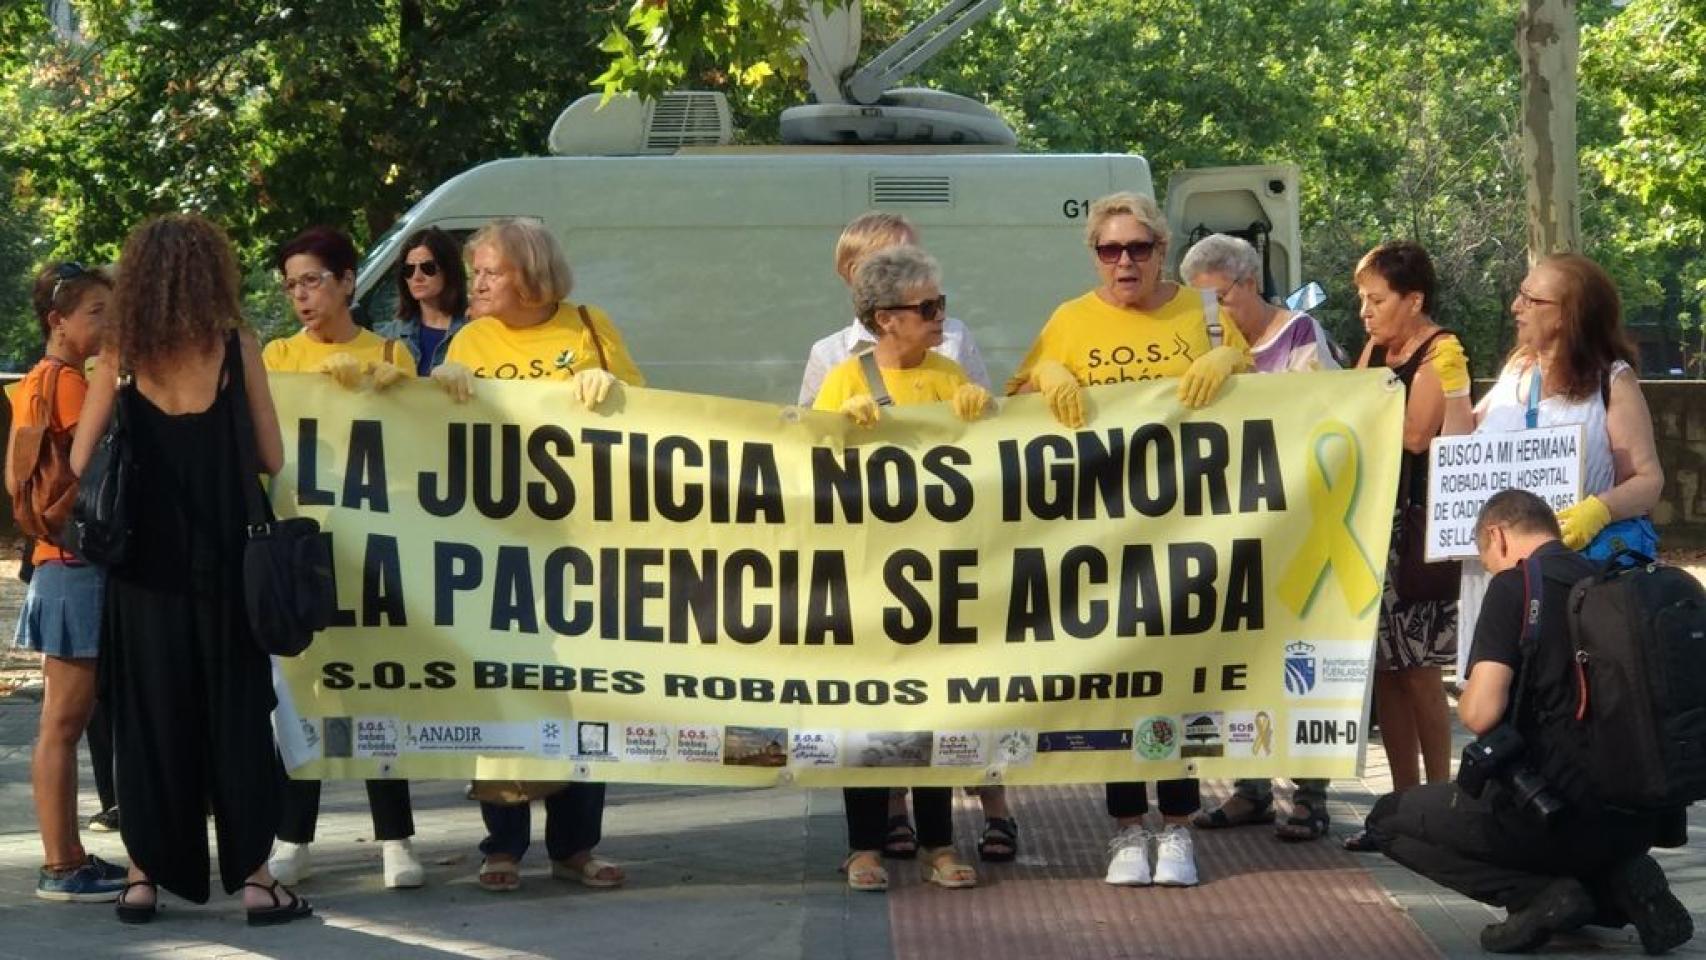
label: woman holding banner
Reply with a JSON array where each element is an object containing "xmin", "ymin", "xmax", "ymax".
[
  {"xmin": 1009, "ymin": 192, "xmax": 1250, "ymax": 888},
  {"xmin": 1180, "ymin": 233, "xmax": 1339, "ymax": 842},
  {"xmin": 375, "ymin": 226, "xmax": 471, "ymax": 375},
  {"xmin": 1454, "ymin": 255, "xmax": 1662, "ymax": 676},
  {"xmin": 815, "ymin": 243, "xmax": 991, "ymax": 891},
  {"xmin": 433, "ymin": 217, "xmax": 637, "ymax": 893},
  {"xmin": 261, "ymin": 226, "xmax": 424, "ymax": 891},
  {"xmin": 1346, "ymin": 241, "xmax": 1473, "ymax": 851}
]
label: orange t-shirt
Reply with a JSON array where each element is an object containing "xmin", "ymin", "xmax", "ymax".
[{"xmin": 8, "ymin": 359, "xmax": 87, "ymax": 565}]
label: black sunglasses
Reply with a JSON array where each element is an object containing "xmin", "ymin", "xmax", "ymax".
[
  {"xmin": 50, "ymin": 261, "xmax": 86, "ymax": 303},
  {"xmin": 1094, "ymin": 240, "xmax": 1158, "ymax": 265},
  {"xmin": 875, "ymin": 294, "xmax": 948, "ymax": 323},
  {"xmin": 401, "ymin": 261, "xmax": 440, "ymax": 279}
]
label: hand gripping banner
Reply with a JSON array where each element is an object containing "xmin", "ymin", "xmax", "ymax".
[{"xmin": 270, "ymin": 370, "xmax": 1405, "ymax": 787}]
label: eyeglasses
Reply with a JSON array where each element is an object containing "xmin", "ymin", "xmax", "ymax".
[
  {"xmin": 1515, "ymin": 288, "xmax": 1557, "ymax": 307},
  {"xmin": 876, "ymin": 294, "xmax": 948, "ymax": 323},
  {"xmin": 1093, "ymin": 240, "xmax": 1159, "ymax": 265},
  {"xmin": 283, "ymin": 269, "xmax": 335, "ymax": 295},
  {"xmin": 401, "ymin": 261, "xmax": 440, "ymax": 279},
  {"xmin": 49, "ymin": 262, "xmax": 86, "ymax": 304}
]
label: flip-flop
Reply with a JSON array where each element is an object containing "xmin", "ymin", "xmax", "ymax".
[
  {"xmin": 552, "ymin": 855, "xmax": 625, "ymax": 888},
  {"xmin": 477, "ymin": 858, "xmax": 521, "ymax": 893},
  {"xmin": 115, "ymin": 881, "xmax": 159, "ymax": 925},
  {"xmin": 1191, "ymin": 799, "xmax": 1276, "ymax": 830},
  {"xmin": 1275, "ymin": 803, "xmax": 1330, "ymax": 842},
  {"xmin": 841, "ymin": 851, "xmax": 889, "ymax": 892},
  {"xmin": 244, "ymin": 879, "xmax": 312, "ymax": 927},
  {"xmin": 882, "ymin": 815, "xmax": 919, "ymax": 859},
  {"xmin": 978, "ymin": 817, "xmax": 1019, "ymax": 863},
  {"xmin": 920, "ymin": 847, "xmax": 977, "ymax": 889}
]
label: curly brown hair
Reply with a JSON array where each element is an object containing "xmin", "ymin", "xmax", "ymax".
[{"xmin": 111, "ymin": 214, "xmax": 244, "ymax": 371}]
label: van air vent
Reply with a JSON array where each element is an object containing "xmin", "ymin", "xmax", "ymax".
[
  {"xmin": 870, "ymin": 175, "xmax": 953, "ymax": 206},
  {"xmin": 645, "ymin": 92, "xmax": 733, "ymax": 150}
]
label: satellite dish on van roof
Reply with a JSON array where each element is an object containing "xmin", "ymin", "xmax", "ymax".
[{"xmin": 782, "ymin": 0, "xmax": 1016, "ymax": 146}]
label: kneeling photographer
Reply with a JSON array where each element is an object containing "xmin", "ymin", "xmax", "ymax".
[{"xmin": 1365, "ymin": 490, "xmax": 1691, "ymax": 955}]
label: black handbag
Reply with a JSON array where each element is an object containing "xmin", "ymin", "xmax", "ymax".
[
  {"xmin": 225, "ymin": 332, "xmax": 338, "ymax": 656},
  {"xmin": 61, "ymin": 372, "xmax": 136, "ymax": 566}
]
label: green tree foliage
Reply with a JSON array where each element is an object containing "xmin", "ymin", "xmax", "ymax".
[
  {"xmin": 2, "ymin": 1, "xmax": 609, "ymax": 344},
  {"xmin": 1583, "ymin": 0, "xmax": 1705, "ymax": 373}
]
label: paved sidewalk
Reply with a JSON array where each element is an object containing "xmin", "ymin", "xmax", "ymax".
[{"xmin": 1, "ymin": 677, "xmax": 1701, "ymax": 960}]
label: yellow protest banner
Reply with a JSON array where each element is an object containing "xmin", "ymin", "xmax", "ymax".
[{"xmin": 270, "ymin": 369, "xmax": 1405, "ymax": 787}]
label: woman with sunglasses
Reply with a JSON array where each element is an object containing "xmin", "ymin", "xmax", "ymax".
[
  {"xmin": 1007, "ymin": 192, "xmax": 1252, "ymax": 890},
  {"xmin": 375, "ymin": 227, "xmax": 470, "ymax": 375},
  {"xmin": 262, "ymin": 226, "xmax": 423, "ymax": 891},
  {"xmin": 9, "ymin": 261, "xmax": 130, "ymax": 904},
  {"xmin": 432, "ymin": 217, "xmax": 639, "ymax": 894},
  {"xmin": 814, "ymin": 244, "xmax": 990, "ymax": 892}
]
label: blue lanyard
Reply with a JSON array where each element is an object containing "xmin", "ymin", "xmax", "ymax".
[{"xmin": 1525, "ymin": 367, "xmax": 1541, "ymax": 429}]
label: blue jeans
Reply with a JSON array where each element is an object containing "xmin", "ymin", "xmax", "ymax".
[{"xmin": 479, "ymin": 782, "xmax": 605, "ymax": 862}]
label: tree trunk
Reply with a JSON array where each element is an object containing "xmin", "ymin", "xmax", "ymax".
[{"xmin": 1517, "ymin": 0, "xmax": 1581, "ymax": 260}]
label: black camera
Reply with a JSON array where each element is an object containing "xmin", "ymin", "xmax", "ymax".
[{"xmin": 1457, "ymin": 724, "xmax": 1566, "ymax": 825}]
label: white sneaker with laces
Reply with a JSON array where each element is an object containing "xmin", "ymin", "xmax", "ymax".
[
  {"xmin": 383, "ymin": 838, "xmax": 425, "ymax": 889},
  {"xmin": 1103, "ymin": 826, "xmax": 1153, "ymax": 885},
  {"xmin": 268, "ymin": 841, "xmax": 313, "ymax": 885},
  {"xmin": 1153, "ymin": 825, "xmax": 1199, "ymax": 886}
]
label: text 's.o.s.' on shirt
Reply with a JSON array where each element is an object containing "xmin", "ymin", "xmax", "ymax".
[
  {"xmin": 812, "ymin": 352, "xmax": 969, "ymax": 412},
  {"xmin": 446, "ymin": 302, "xmax": 644, "ymax": 386},
  {"xmin": 1004, "ymin": 285, "xmax": 1248, "ymax": 394},
  {"xmin": 261, "ymin": 328, "xmax": 418, "ymax": 377},
  {"xmin": 9, "ymin": 359, "xmax": 86, "ymax": 566}
]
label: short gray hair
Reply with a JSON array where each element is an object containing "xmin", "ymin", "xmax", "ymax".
[
  {"xmin": 1180, "ymin": 233, "xmax": 1261, "ymax": 285},
  {"xmin": 468, "ymin": 217, "xmax": 572, "ymax": 305},
  {"xmin": 852, "ymin": 245, "xmax": 941, "ymax": 333}
]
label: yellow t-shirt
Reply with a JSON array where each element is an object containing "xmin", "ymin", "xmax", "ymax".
[
  {"xmin": 812, "ymin": 352, "xmax": 969, "ymax": 411},
  {"xmin": 261, "ymin": 328, "xmax": 416, "ymax": 376},
  {"xmin": 445, "ymin": 302, "xmax": 645, "ymax": 385},
  {"xmin": 1005, "ymin": 286, "xmax": 1248, "ymax": 393}
]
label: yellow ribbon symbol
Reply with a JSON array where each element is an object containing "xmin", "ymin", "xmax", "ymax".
[
  {"xmin": 1252, "ymin": 711, "xmax": 1273, "ymax": 756},
  {"xmin": 1276, "ymin": 421, "xmax": 1382, "ymax": 618}
]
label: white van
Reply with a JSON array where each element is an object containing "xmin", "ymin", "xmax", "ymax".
[{"xmin": 355, "ymin": 141, "xmax": 1301, "ymax": 403}]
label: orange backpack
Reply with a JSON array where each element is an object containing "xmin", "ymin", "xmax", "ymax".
[{"xmin": 7, "ymin": 361, "xmax": 78, "ymax": 545}]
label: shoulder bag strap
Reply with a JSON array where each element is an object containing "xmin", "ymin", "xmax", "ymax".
[
  {"xmin": 222, "ymin": 330, "xmax": 270, "ymax": 527},
  {"xmin": 34, "ymin": 360, "xmax": 63, "ymax": 431},
  {"xmin": 578, "ymin": 305, "xmax": 610, "ymax": 372},
  {"xmin": 1395, "ymin": 329, "xmax": 1452, "ymax": 381},
  {"xmin": 1200, "ymin": 287, "xmax": 1223, "ymax": 349},
  {"xmin": 1506, "ymin": 555, "xmax": 1546, "ymax": 723},
  {"xmin": 855, "ymin": 346, "xmax": 894, "ymax": 407},
  {"xmin": 384, "ymin": 338, "xmax": 397, "ymax": 366}
]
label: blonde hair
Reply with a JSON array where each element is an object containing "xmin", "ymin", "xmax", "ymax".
[
  {"xmin": 468, "ymin": 217, "xmax": 572, "ymax": 305},
  {"xmin": 1085, "ymin": 191, "xmax": 1169, "ymax": 248},
  {"xmin": 834, "ymin": 212, "xmax": 917, "ymax": 284}
]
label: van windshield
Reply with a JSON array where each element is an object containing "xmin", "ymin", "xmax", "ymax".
[{"xmin": 360, "ymin": 214, "xmax": 414, "ymax": 281}]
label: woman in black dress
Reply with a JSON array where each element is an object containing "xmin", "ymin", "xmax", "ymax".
[{"xmin": 72, "ymin": 214, "xmax": 309, "ymax": 926}]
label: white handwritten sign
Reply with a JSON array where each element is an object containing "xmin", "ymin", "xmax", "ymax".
[{"xmin": 1426, "ymin": 425, "xmax": 1584, "ymax": 561}]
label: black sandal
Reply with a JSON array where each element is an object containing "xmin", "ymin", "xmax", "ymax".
[
  {"xmin": 244, "ymin": 879, "xmax": 313, "ymax": 927},
  {"xmin": 882, "ymin": 816, "xmax": 919, "ymax": 860},
  {"xmin": 1275, "ymin": 803, "xmax": 1330, "ymax": 842},
  {"xmin": 979, "ymin": 817, "xmax": 1019, "ymax": 863},
  {"xmin": 115, "ymin": 881, "xmax": 159, "ymax": 925},
  {"xmin": 1342, "ymin": 829, "xmax": 1380, "ymax": 852}
]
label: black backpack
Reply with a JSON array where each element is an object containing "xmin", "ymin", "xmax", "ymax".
[{"xmin": 1565, "ymin": 554, "xmax": 1706, "ymax": 810}]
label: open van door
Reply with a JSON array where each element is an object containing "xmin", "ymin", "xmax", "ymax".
[{"xmin": 1163, "ymin": 164, "xmax": 1302, "ymax": 302}]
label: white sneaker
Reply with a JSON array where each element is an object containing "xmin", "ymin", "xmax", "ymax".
[
  {"xmin": 268, "ymin": 841, "xmax": 312, "ymax": 885},
  {"xmin": 1103, "ymin": 826, "xmax": 1153, "ymax": 885},
  {"xmin": 1153, "ymin": 825, "xmax": 1200, "ymax": 886},
  {"xmin": 383, "ymin": 839, "xmax": 425, "ymax": 889}
]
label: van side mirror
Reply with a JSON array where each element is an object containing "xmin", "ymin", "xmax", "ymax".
[{"xmin": 1285, "ymin": 281, "xmax": 1326, "ymax": 312}]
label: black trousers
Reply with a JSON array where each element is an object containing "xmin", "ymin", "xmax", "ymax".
[
  {"xmin": 1367, "ymin": 782, "xmax": 1660, "ymax": 911},
  {"xmin": 278, "ymin": 778, "xmax": 415, "ymax": 843},
  {"xmin": 1106, "ymin": 779, "xmax": 1200, "ymax": 819},
  {"xmin": 478, "ymin": 783, "xmax": 606, "ymax": 862},
  {"xmin": 845, "ymin": 787, "xmax": 953, "ymax": 850},
  {"xmin": 87, "ymin": 698, "xmax": 116, "ymax": 812}
]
